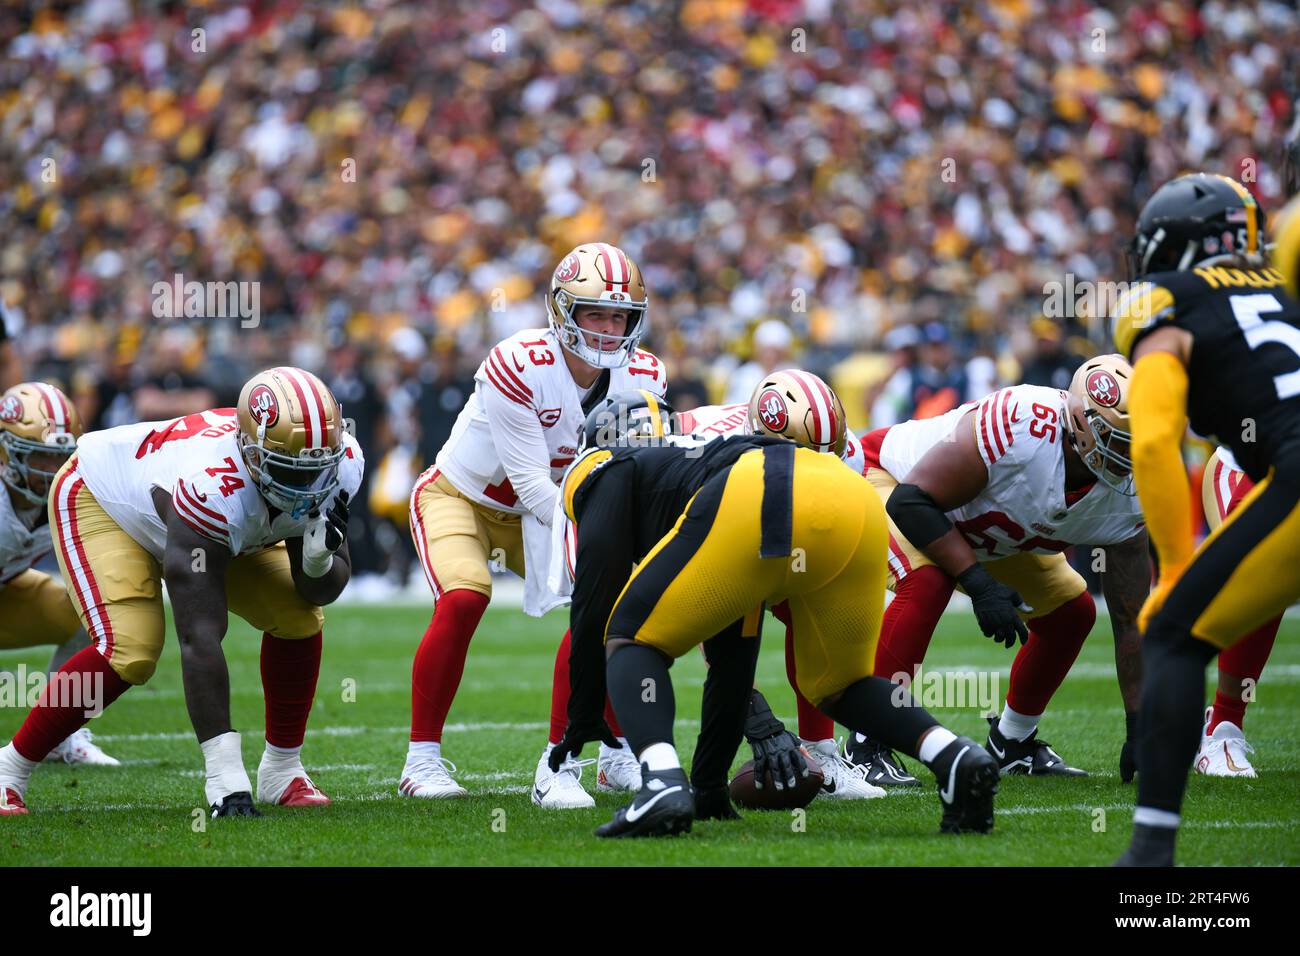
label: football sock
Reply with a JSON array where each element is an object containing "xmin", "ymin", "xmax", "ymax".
[
  {"xmin": 872, "ymin": 565, "xmax": 953, "ymax": 680},
  {"xmin": 0, "ymin": 743, "xmax": 37, "ymax": 795},
  {"xmin": 1211, "ymin": 617, "xmax": 1278, "ymax": 731},
  {"xmin": 996, "ymin": 704, "xmax": 1040, "ymax": 743},
  {"xmin": 408, "ymin": 740, "xmax": 441, "ymax": 761},
  {"xmin": 410, "ymin": 588, "xmax": 489, "ymax": 742},
  {"xmin": 1135, "ymin": 621, "xmax": 1218, "ymax": 816},
  {"xmin": 603, "ymin": 695, "xmax": 624, "ymax": 737},
  {"xmin": 640, "ymin": 742, "xmax": 681, "ymax": 772},
  {"xmin": 12, "ymin": 646, "xmax": 131, "ymax": 762},
  {"xmin": 261, "ymin": 631, "xmax": 321, "ymax": 749},
  {"xmin": 263, "ymin": 742, "xmax": 302, "ymax": 761},
  {"xmin": 201, "ymin": 731, "xmax": 252, "ymax": 806},
  {"xmin": 548, "ymin": 629, "xmax": 572, "ymax": 744},
  {"xmin": 821, "ymin": 675, "xmax": 940, "ymax": 760},
  {"xmin": 1005, "ymin": 592, "xmax": 1095, "ymax": 717},
  {"xmin": 784, "ymin": 624, "xmax": 834, "ymax": 741},
  {"xmin": 606, "ymin": 643, "xmax": 675, "ymax": 756},
  {"xmin": 917, "ymin": 727, "xmax": 958, "ymax": 765}
]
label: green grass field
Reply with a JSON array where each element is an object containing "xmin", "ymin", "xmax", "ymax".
[{"xmin": 2, "ymin": 603, "xmax": 1297, "ymax": 866}]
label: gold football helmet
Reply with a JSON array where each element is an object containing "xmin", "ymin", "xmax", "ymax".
[
  {"xmin": 545, "ymin": 242, "xmax": 648, "ymax": 369},
  {"xmin": 1065, "ymin": 354, "xmax": 1134, "ymax": 495},
  {"xmin": 237, "ymin": 367, "xmax": 345, "ymax": 518},
  {"xmin": 0, "ymin": 382, "xmax": 82, "ymax": 506},
  {"xmin": 1275, "ymin": 194, "xmax": 1300, "ymax": 302},
  {"xmin": 747, "ymin": 369, "xmax": 847, "ymax": 457}
]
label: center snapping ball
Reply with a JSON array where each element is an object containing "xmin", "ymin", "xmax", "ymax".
[{"xmin": 728, "ymin": 750, "xmax": 823, "ymax": 810}]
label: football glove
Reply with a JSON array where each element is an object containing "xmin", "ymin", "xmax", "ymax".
[
  {"xmin": 302, "ymin": 491, "xmax": 349, "ymax": 577},
  {"xmin": 1120, "ymin": 711, "xmax": 1139, "ymax": 783},
  {"xmin": 548, "ymin": 720, "xmax": 619, "ymax": 772},
  {"xmin": 744, "ymin": 689, "xmax": 807, "ymax": 791},
  {"xmin": 958, "ymin": 564, "xmax": 1030, "ymax": 648}
]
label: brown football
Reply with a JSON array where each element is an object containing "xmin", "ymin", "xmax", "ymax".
[{"xmin": 728, "ymin": 751, "xmax": 824, "ymax": 810}]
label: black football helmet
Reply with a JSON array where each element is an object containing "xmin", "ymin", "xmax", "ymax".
[
  {"xmin": 579, "ymin": 389, "xmax": 675, "ymax": 450},
  {"xmin": 1128, "ymin": 173, "xmax": 1264, "ymax": 278}
]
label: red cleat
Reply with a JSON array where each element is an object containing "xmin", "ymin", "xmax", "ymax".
[
  {"xmin": 276, "ymin": 776, "xmax": 331, "ymax": 807},
  {"xmin": 0, "ymin": 787, "xmax": 28, "ymax": 815}
]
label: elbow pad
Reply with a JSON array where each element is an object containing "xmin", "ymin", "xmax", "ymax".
[{"xmin": 886, "ymin": 482, "xmax": 954, "ymax": 549}]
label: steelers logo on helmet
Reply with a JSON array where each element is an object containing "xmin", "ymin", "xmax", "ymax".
[
  {"xmin": 554, "ymin": 253, "xmax": 581, "ymax": 284},
  {"xmin": 756, "ymin": 388, "xmax": 789, "ymax": 433},
  {"xmin": 248, "ymin": 383, "xmax": 280, "ymax": 428},
  {"xmin": 0, "ymin": 395, "xmax": 21, "ymax": 423},
  {"xmin": 1085, "ymin": 369, "xmax": 1120, "ymax": 408}
]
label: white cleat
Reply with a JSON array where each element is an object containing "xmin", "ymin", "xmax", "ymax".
[
  {"xmin": 1195, "ymin": 707, "xmax": 1257, "ymax": 778},
  {"xmin": 44, "ymin": 728, "xmax": 120, "ymax": 767},
  {"xmin": 805, "ymin": 738, "xmax": 887, "ymax": 799},
  {"xmin": 398, "ymin": 756, "xmax": 468, "ymax": 798},
  {"xmin": 533, "ymin": 747, "xmax": 595, "ymax": 809},
  {"xmin": 596, "ymin": 742, "xmax": 642, "ymax": 792}
]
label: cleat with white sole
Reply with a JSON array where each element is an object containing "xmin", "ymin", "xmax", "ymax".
[
  {"xmin": 533, "ymin": 747, "xmax": 596, "ymax": 808},
  {"xmin": 597, "ymin": 742, "xmax": 642, "ymax": 792},
  {"xmin": 45, "ymin": 728, "xmax": 120, "ymax": 767},
  {"xmin": 398, "ymin": 756, "xmax": 468, "ymax": 798},
  {"xmin": 1195, "ymin": 707, "xmax": 1257, "ymax": 777},
  {"xmin": 804, "ymin": 738, "xmax": 886, "ymax": 799},
  {"xmin": 0, "ymin": 786, "xmax": 27, "ymax": 816}
]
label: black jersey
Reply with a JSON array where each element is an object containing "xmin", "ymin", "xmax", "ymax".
[{"xmin": 1115, "ymin": 263, "xmax": 1300, "ymax": 482}]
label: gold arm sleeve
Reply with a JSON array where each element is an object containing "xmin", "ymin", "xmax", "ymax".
[{"xmin": 1129, "ymin": 350, "xmax": 1193, "ymax": 577}]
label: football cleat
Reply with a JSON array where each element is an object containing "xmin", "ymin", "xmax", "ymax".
[
  {"xmin": 985, "ymin": 717, "xmax": 1087, "ymax": 776},
  {"xmin": 0, "ymin": 786, "xmax": 28, "ymax": 816},
  {"xmin": 211, "ymin": 791, "xmax": 262, "ymax": 818},
  {"xmin": 533, "ymin": 748, "xmax": 596, "ymax": 809},
  {"xmin": 398, "ymin": 756, "xmax": 468, "ymax": 799},
  {"xmin": 1195, "ymin": 707, "xmax": 1257, "ymax": 778},
  {"xmin": 805, "ymin": 739, "xmax": 886, "ymax": 799},
  {"xmin": 1114, "ymin": 825, "xmax": 1177, "ymax": 867},
  {"xmin": 45, "ymin": 728, "xmax": 120, "ymax": 767},
  {"xmin": 597, "ymin": 742, "xmax": 642, "ymax": 793},
  {"xmin": 844, "ymin": 733, "xmax": 921, "ymax": 787},
  {"xmin": 257, "ymin": 750, "xmax": 330, "ymax": 806},
  {"xmin": 595, "ymin": 766, "xmax": 694, "ymax": 838},
  {"xmin": 931, "ymin": 736, "xmax": 999, "ymax": 834}
]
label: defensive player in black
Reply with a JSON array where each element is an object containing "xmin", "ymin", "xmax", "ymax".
[
  {"xmin": 1113, "ymin": 173, "xmax": 1300, "ymax": 865},
  {"xmin": 555, "ymin": 394, "xmax": 999, "ymax": 838}
]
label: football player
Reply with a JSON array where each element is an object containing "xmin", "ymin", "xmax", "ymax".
[
  {"xmin": 1113, "ymin": 173, "xmax": 1300, "ymax": 866},
  {"xmin": 845, "ymin": 356, "xmax": 1150, "ymax": 784},
  {"xmin": 403, "ymin": 243, "xmax": 665, "ymax": 803},
  {"xmin": 543, "ymin": 371, "xmax": 884, "ymax": 802},
  {"xmin": 556, "ymin": 415, "xmax": 999, "ymax": 838},
  {"xmin": 0, "ymin": 368, "xmax": 362, "ymax": 816},
  {"xmin": 0, "ymin": 383, "xmax": 118, "ymax": 767}
]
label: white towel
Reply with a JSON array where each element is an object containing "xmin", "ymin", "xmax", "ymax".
[{"xmin": 523, "ymin": 505, "xmax": 572, "ymax": 617}]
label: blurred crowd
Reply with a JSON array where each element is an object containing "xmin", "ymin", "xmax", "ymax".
[{"xmin": 2, "ymin": 0, "xmax": 1298, "ymax": 585}]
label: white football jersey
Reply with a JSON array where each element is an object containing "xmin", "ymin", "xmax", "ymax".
[
  {"xmin": 73, "ymin": 408, "xmax": 364, "ymax": 560},
  {"xmin": 872, "ymin": 384, "xmax": 1144, "ymax": 558},
  {"xmin": 0, "ymin": 488, "xmax": 52, "ymax": 585},
  {"xmin": 435, "ymin": 327, "xmax": 667, "ymax": 521},
  {"xmin": 674, "ymin": 401, "xmax": 867, "ymax": 472}
]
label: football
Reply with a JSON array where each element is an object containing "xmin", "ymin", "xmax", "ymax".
[{"xmin": 728, "ymin": 752, "xmax": 824, "ymax": 811}]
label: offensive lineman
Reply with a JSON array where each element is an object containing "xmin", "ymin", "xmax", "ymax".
[
  {"xmin": 402, "ymin": 243, "xmax": 665, "ymax": 801},
  {"xmin": 0, "ymin": 368, "xmax": 362, "ymax": 815}
]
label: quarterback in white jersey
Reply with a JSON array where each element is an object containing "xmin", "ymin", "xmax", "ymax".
[
  {"xmin": 0, "ymin": 383, "xmax": 119, "ymax": 784},
  {"xmin": 844, "ymin": 355, "xmax": 1152, "ymax": 786},
  {"xmin": 403, "ymin": 242, "xmax": 666, "ymax": 804},
  {"xmin": 0, "ymin": 368, "xmax": 361, "ymax": 817}
]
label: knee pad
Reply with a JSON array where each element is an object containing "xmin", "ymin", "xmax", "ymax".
[{"xmin": 114, "ymin": 656, "xmax": 157, "ymax": 686}]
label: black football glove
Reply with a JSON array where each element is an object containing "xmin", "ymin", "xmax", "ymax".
[
  {"xmin": 317, "ymin": 490, "xmax": 349, "ymax": 553},
  {"xmin": 694, "ymin": 785, "xmax": 740, "ymax": 821},
  {"xmin": 958, "ymin": 564, "xmax": 1030, "ymax": 648},
  {"xmin": 548, "ymin": 719, "xmax": 619, "ymax": 772},
  {"xmin": 1120, "ymin": 711, "xmax": 1139, "ymax": 783},
  {"xmin": 744, "ymin": 689, "xmax": 807, "ymax": 791}
]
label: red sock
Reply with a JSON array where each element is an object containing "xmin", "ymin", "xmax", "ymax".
[
  {"xmin": 12, "ymin": 646, "xmax": 131, "ymax": 761},
  {"xmin": 872, "ymin": 565, "xmax": 954, "ymax": 680},
  {"xmin": 783, "ymin": 618, "xmax": 834, "ymax": 740},
  {"xmin": 1005, "ymin": 591, "xmax": 1096, "ymax": 716},
  {"xmin": 261, "ymin": 631, "xmax": 322, "ymax": 749},
  {"xmin": 603, "ymin": 696, "xmax": 623, "ymax": 738},
  {"xmin": 1212, "ymin": 617, "xmax": 1280, "ymax": 731},
  {"xmin": 549, "ymin": 629, "xmax": 571, "ymax": 745},
  {"xmin": 410, "ymin": 589, "xmax": 489, "ymax": 742}
]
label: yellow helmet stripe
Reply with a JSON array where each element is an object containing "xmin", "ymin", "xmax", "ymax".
[
  {"xmin": 638, "ymin": 389, "xmax": 665, "ymax": 437},
  {"xmin": 1218, "ymin": 176, "xmax": 1259, "ymax": 254},
  {"xmin": 563, "ymin": 449, "xmax": 613, "ymax": 523}
]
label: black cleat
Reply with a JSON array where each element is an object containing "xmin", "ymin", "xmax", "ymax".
[
  {"xmin": 985, "ymin": 717, "xmax": 1087, "ymax": 776},
  {"xmin": 211, "ymin": 791, "xmax": 262, "ymax": 818},
  {"xmin": 930, "ymin": 736, "xmax": 999, "ymax": 834},
  {"xmin": 1114, "ymin": 824, "xmax": 1177, "ymax": 867},
  {"xmin": 844, "ymin": 734, "xmax": 921, "ymax": 787},
  {"xmin": 595, "ymin": 766, "xmax": 694, "ymax": 838}
]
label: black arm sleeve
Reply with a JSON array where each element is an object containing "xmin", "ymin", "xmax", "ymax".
[
  {"xmin": 567, "ymin": 462, "xmax": 639, "ymax": 727},
  {"xmin": 885, "ymin": 482, "xmax": 955, "ymax": 550}
]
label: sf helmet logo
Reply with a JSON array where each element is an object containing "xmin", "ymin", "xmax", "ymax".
[
  {"xmin": 248, "ymin": 384, "xmax": 280, "ymax": 426},
  {"xmin": 0, "ymin": 395, "xmax": 22, "ymax": 423},
  {"xmin": 1085, "ymin": 369, "xmax": 1120, "ymax": 408},
  {"xmin": 757, "ymin": 388, "xmax": 789, "ymax": 432},
  {"xmin": 554, "ymin": 253, "xmax": 580, "ymax": 284}
]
